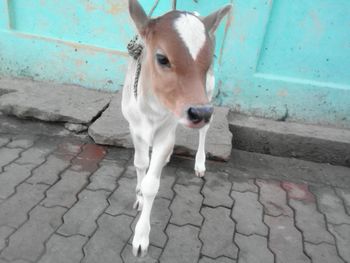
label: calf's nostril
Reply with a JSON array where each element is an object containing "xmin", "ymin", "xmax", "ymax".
[
  {"xmin": 187, "ymin": 106, "xmax": 214, "ymax": 124},
  {"xmin": 188, "ymin": 107, "xmax": 202, "ymax": 123},
  {"xmin": 203, "ymin": 106, "xmax": 214, "ymax": 123}
]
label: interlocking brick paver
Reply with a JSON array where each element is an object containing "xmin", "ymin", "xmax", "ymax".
[
  {"xmin": 265, "ymin": 215, "xmax": 311, "ymax": 263},
  {"xmin": 38, "ymin": 234, "xmax": 87, "ymax": 263},
  {"xmin": 170, "ymin": 183, "xmax": 203, "ymax": 226},
  {"xmin": 7, "ymin": 138, "xmax": 35, "ymax": 149},
  {"xmin": 150, "ymin": 198, "xmax": 171, "ymax": 247},
  {"xmin": 58, "ymin": 189, "xmax": 109, "ymax": 236},
  {"xmin": 71, "ymin": 144, "xmax": 106, "ymax": 173},
  {"xmin": 231, "ymin": 191, "xmax": 267, "ymax": 236},
  {"xmin": 122, "ymin": 165, "xmax": 136, "ymax": 178},
  {"xmin": 305, "ymin": 242, "xmax": 345, "ymax": 263},
  {"xmin": 83, "ymin": 214, "xmax": 133, "ymax": 263},
  {"xmin": 175, "ymin": 167, "xmax": 204, "ymax": 186},
  {"xmin": 15, "ymin": 147, "xmax": 51, "ymax": 166},
  {"xmin": 158, "ymin": 166, "xmax": 176, "ymax": 200},
  {"xmin": 30, "ymin": 137, "xmax": 59, "ymax": 153},
  {"xmin": 0, "ymin": 226, "xmax": 14, "ymax": 251},
  {"xmin": 104, "ymin": 147, "xmax": 132, "ymax": 165},
  {"xmin": 0, "ymin": 148, "xmax": 22, "ymax": 169},
  {"xmin": 289, "ymin": 198, "xmax": 334, "ymax": 244},
  {"xmin": 0, "ymin": 183, "xmax": 48, "ymax": 228},
  {"xmin": 322, "ymin": 165, "xmax": 350, "ymax": 188},
  {"xmin": 73, "ymin": 144, "xmax": 106, "ymax": 161},
  {"xmin": 232, "ymin": 179, "xmax": 258, "ymax": 193},
  {"xmin": 202, "ymin": 172, "xmax": 233, "ymax": 208},
  {"xmin": 328, "ymin": 224, "xmax": 350, "ymax": 262},
  {"xmin": 122, "ymin": 244, "xmax": 162, "ymax": 263},
  {"xmin": 235, "ymin": 233, "xmax": 274, "ymax": 263},
  {"xmin": 27, "ymin": 154, "xmax": 72, "ymax": 185},
  {"xmin": 1, "ymin": 206, "xmax": 66, "ymax": 262},
  {"xmin": 160, "ymin": 224, "xmax": 201, "ymax": 263},
  {"xmin": 282, "ymin": 181, "xmax": 316, "ymax": 203},
  {"xmin": 312, "ymin": 186, "xmax": 350, "ymax": 225},
  {"xmin": 130, "ymin": 197, "xmax": 172, "ymax": 248},
  {"xmin": 0, "ymin": 137, "xmax": 10, "ymax": 147},
  {"xmin": 55, "ymin": 141, "xmax": 83, "ymax": 156},
  {"xmin": 87, "ymin": 162, "xmax": 124, "ymax": 192},
  {"xmin": 106, "ymin": 176, "xmax": 137, "ymax": 217},
  {"xmin": 200, "ymin": 206, "xmax": 238, "ymax": 259},
  {"xmin": 256, "ymin": 179, "xmax": 292, "ymax": 217},
  {"xmin": 2, "ymin": 115, "xmax": 350, "ymax": 263},
  {"xmin": 41, "ymin": 169, "xmax": 90, "ymax": 208},
  {"xmin": 199, "ymin": 256, "xmax": 236, "ymax": 263},
  {"xmin": 335, "ymin": 188, "xmax": 350, "ymax": 215},
  {"xmin": 282, "ymin": 182, "xmax": 334, "ymax": 244},
  {"xmin": 0, "ymin": 163, "xmax": 33, "ymax": 199}
]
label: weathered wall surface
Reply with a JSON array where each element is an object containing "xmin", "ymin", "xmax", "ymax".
[{"xmin": 0, "ymin": 0, "xmax": 349, "ymax": 128}]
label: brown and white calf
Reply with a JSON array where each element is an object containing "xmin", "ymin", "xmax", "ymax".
[{"xmin": 122, "ymin": 0, "xmax": 231, "ymax": 257}]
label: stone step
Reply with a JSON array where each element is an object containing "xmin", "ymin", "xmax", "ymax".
[
  {"xmin": 0, "ymin": 77, "xmax": 232, "ymax": 161},
  {"xmin": 229, "ymin": 113, "xmax": 350, "ymax": 167},
  {"xmin": 0, "ymin": 77, "xmax": 112, "ymax": 125},
  {"xmin": 88, "ymin": 92, "xmax": 232, "ymax": 161}
]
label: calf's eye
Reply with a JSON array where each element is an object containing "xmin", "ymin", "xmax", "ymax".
[{"xmin": 156, "ymin": 53, "xmax": 171, "ymax": 68}]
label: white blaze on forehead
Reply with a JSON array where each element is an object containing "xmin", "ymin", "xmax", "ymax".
[{"xmin": 174, "ymin": 13, "xmax": 206, "ymax": 60}]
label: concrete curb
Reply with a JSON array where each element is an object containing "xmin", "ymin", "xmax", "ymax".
[
  {"xmin": 0, "ymin": 77, "xmax": 232, "ymax": 160},
  {"xmin": 1, "ymin": 77, "xmax": 349, "ymax": 166},
  {"xmin": 229, "ymin": 112, "xmax": 350, "ymax": 167},
  {"xmin": 0, "ymin": 77, "xmax": 112, "ymax": 124}
]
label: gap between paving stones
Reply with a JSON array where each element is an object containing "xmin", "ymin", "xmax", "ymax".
[
  {"xmin": 0, "ymin": 141, "xmax": 85, "ymax": 256},
  {"xmin": 32, "ymin": 144, "xmax": 104, "ymax": 262},
  {"xmin": 1, "ymin": 118, "xmax": 350, "ymax": 263},
  {"xmin": 0, "ymin": 139, "xmax": 56, "ymax": 202},
  {"xmin": 282, "ymin": 184, "xmax": 313, "ymax": 262},
  {"xmin": 312, "ymin": 193, "xmax": 348, "ymax": 262},
  {"xmin": 254, "ymin": 179, "xmax": 278, "ymax": 262},
  {"xmin": 78, "ymin": 156, "xmax": 134, "ymax": 263}
]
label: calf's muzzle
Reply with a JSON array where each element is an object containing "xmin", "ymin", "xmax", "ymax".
[{"xmin": 187, "ymin": 105, "xmax": 214, "ymax": 124}]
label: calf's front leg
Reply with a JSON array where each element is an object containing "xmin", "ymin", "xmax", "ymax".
[
  {"xmin": 132, "ymin": 124, "xmax": 176, "ymax": 257},
  {"xmin": 195, "ymin": 123, "xmax": 210, "ymax": 177},
  {"xmin": 130, "ymin": 130, "xmax": 149, "ymax": 211}
]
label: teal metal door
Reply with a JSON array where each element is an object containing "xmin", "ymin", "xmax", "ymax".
[
  {"xmin": 1, "ymin": 0, "xmax": 349, "ymax": 128},
  {"xmin": 217, "ymin": 0, "xmax": 350, "ymax": 128}
]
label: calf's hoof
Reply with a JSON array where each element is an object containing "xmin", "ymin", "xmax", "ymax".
[
  {"xmin": 132, "ymin": 237, "xmax": 149, "ymax": 257},
  {"xmin": 195, "ymin": 164, "xmax": 206, "ymax": 177}
]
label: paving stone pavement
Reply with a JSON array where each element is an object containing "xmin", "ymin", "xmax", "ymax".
[{"xmin": 1, "ymin": 118, "xmax": 350, "ymax": 263}]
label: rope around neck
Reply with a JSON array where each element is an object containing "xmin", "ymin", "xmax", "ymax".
[
  {"xmin": 127, "ymin": 35, "xmax": 144, "ymax": 98},
  {"xmin": 126, "ymin": 0, "xmax": 176, "ymax": 98}
]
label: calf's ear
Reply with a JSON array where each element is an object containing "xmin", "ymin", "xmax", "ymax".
[
  {"xmin": 129, "ymin": 0, "xmax": 149, "ymax": 36},
  {"xmin": 202, "ymin": 4, "xmax": 232, "ymax": 35}
]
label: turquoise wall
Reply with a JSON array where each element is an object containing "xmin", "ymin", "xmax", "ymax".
[{"xmin": 0, "ymin": 0, "xmax": 349, "ymax": 128}]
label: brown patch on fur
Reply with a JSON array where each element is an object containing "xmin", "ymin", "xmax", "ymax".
[{"xmin": 141, "ymin": 11, "xmax": 214, "ymax": 117}]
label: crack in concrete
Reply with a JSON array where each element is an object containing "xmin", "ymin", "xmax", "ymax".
[{"xmin": 88, "ymin": 100, "xmax": 111, "ymax": 126}]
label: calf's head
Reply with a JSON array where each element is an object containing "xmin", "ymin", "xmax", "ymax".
[{"xmin": 129, "ymin": 0, "xmax": 231, "ymax": 128}]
